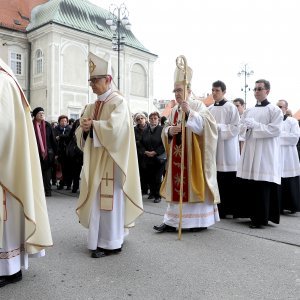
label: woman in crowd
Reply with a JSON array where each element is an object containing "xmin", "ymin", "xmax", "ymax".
[
  {"xmin": 140, "ymin": 112, "xmax": 166, "ymax": 203},
  {"xmin": 134, "ymin": 112, "xmax": 149, "ymax": 195}
]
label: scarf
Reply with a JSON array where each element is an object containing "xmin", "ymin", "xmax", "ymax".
[{"xmin": 33, "ymin": 120, "xmax": 47, "ymax": 159}]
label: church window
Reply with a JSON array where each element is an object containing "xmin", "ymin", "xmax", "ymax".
[
  {"xmin": 10, "ymin": 52, "xmax": 22, "ymax": 75},
  {"xmin": 35, "ymin": 49, "xmax": 43, "ymax": 74},
  {"xmin": 130, "ymin": 63, "xmax": 147, "ymax": 97}
]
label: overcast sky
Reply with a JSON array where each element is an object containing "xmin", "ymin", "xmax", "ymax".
[{"xmin": 91, "ymin": 0, "xmax": 300, "ymax": 112}]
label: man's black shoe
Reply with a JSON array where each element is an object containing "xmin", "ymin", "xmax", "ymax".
[
  {"xmin": 249, "ymin": 223, "xmax": 262, "ymax": 229},
  {"xmin": 45, "ymin": 191, "xmax": 52, "ymax": 197},
  {"xmin": 148, "ymin": 194, "xmax": 154, "ymax": 200},
  {"xmin": 0, "ymin": 270, "xmax": 22, "ymax": 288},
  {"xmin": 91, "ymin": 247, "xmax": 122, "ymax": 258},
  {"xmin": 57, "ymin": 185, "xmax": 63, "ymax": 190},
  {"xmin": 153, "ymin": 197, "xmax": 161, "ymax": 203},
  {"xmin": 91, "ymin": 249, "xmax": 106, "ymax": 258},
  {"xmin": 153, "ymin": 223, "xmax": 176, "ymax": 233},
  {"xmin": 189, "ymin": 227, "xmax": 207, "ymax": 232}
]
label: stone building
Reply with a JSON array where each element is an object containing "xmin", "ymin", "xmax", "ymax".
[{"xmin": 0, "ymin": 0, "xmax": 157, "ymax": 121}]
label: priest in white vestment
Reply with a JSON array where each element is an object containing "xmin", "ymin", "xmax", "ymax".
[
  {"xmin": 0, "ymin": 59, "xmax": 53, "ymax": 287},
  {"xmin": 237, "ymin": 79, "xmax": 283, "ymax": 228},
  {"xmin": 209, "ymin": 80, "xmax": 240, "ymax": 218},
  {"xmin": 76, "ymin": 53, "xmax": 143, "ymax": 258},
  {"xmin": 277, "ymin": 100, "xmax": 300, "ymax": 213},
  {"xmin": 153, "ymin": 59, "xmax": 220, "ymax": 233}
]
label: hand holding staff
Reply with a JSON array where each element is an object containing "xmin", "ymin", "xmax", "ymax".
[{"xmin": 175, "ymin": 55, "xmax": 188, "ymax": 240}]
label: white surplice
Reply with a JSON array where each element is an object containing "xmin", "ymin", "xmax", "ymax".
[
  {"xmin": 280, "ymin": 116, "xmax": 300, "ymax": 178},
  {"xmin": 237, "ymin": 103, "xmax": 283, "ymax": 184},
  {"xmin": 209, "ymin": 101, "xmax": 240, "ymax": 171}
]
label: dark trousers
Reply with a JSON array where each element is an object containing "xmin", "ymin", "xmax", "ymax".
[
  {"xmin": 42, "ymin": 167, "xmax": 52, "ymax": 193},
  {"xmin": 138, "ymin": 159, "xmax": 148, "ymax": 194},
  {"xmin": 146, "ymin": 160, "xmax": 165, "ymax": 198},
  {"xmin": 279, "ymin": 176, "xmax": 300, "ymax": 213},
  {"xmin": 59, "ymin": 157, "xmax": 72, "ymax": 187},
  {"xmin": 69, "ymin": 162, "xmax": 82, "ymax": 192},
  {"xmin": 236, "ymin": 179, "xmax": 280, "ymax": 225},
  {"xmin": 217, "ymin": 171, "xmax": 238, "ymax": 217}
]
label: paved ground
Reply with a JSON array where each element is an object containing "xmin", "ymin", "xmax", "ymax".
[{"xmin": 2, "ymin": 190, "xmax": 300, "ymax": 300}]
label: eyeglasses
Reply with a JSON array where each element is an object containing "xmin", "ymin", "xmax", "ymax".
[
  {"xmin": 89, "ymin": 77, "xmax": 106, "ymax": 84},
  {"xmin": 173, "ymin": 88, "xmax": 183, "ymax": 93},
  {"xmin": 253, "ymin": 87, "xmax": 266, "ymax": 92},
  {"xmin": 136, "ymin": 118, "xmax": 144, "ymax": 121}
]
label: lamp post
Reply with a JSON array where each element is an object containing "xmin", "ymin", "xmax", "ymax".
[
  {"xmin": 106, "ymin": 3, "xmax": 131, "ymax": 90},
  {"xmin": 237, "ymin": 64, "xmax": 254, "ymax": 109}
]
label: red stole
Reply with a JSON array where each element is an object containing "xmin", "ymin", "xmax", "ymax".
[{"xmin": 171, "ymin": 111, "xmax": 189, "ymax": 202}]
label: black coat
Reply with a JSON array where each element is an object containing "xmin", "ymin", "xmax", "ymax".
[
  {"xmin": 139, "ymin": 125, "xmax": 165, "ymax": 165},
  {"xmin": 53, "ymin": 125, "xmax": 71, "ymax": 159}
]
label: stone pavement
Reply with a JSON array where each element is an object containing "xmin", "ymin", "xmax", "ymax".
[{"xmin": 2, "ymin": 190, "xmax": 300, "ymax": 300}]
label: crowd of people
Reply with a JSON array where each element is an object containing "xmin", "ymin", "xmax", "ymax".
[
  {"xmin": 1, "ymin": 53, "xmax": 300, "ymax": 288},
  {"xmin": 31, "ymin": 109, "xmax": 83, "ymax": 197}
]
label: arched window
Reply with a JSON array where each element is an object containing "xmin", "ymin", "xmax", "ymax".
[
  {"xmin": 130, "ymin": 63, "xmax": 147, "ymax": 97},
  {"xmin": 35, "ymin": 49, "xmax": 43, "ymax": 74}
]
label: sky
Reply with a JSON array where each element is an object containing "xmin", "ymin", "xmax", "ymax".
[{"xmin": 91, "ymin": 0, "xmax": 300, "ymax": 113}]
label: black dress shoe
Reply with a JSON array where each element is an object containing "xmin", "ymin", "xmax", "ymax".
[
  {"xmin": 189, "ymin": 227, "xmax": 207, "ymax": 232},
  {"xmin": 45, "ymin": 191, "xmax": 52, "ymax": 197},
  {"xmin": 0, "ymin": 270, "xmax": 22, "ymax": 288},
  {"xmin": 91, "ymin": 249, "xmax": 106, "ymax": 258},
  {"xmin": 57, "ymin": 185, "xmax": 63, "ymax": 190},
  {"xmin": 153, "ymin": 197, "xmax": 161, "ymax": 203},
  {"xmin": 148, "ymin": 194, "xmax": 154, "ymax": 200},
  {"xmin": 153, "ymin": 223, "xmax": 176, "ymax": 233},
  {"xmin": 249, "ymin": 223, "xmax": 262, "ymax": 229}
]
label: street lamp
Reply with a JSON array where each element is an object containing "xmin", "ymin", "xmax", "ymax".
[
  {"xmin": 106, "ymin": 3, "xmax": 132, "ymax": 90},
  {"xmin": 237, "ymin": 64, "xmax": 254, "ymax": 109}
]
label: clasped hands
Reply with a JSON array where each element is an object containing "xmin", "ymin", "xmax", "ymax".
[
  {"xmin": 144, "ymin": 151, "xmax": 156, "ymax": 157},
  {"xmin": 169, "ymin": 101, "xmax": 190, "ymax": 136},
  {"xmin": 244, "ymin": 117, "xmax": 259, "ymax": 129}
]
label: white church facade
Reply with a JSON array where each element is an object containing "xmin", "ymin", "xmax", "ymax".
[{"xmin": 0, "ymin": 0, "xmax": 157, "ymax": 121}]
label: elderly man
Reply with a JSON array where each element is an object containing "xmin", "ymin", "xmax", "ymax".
[
  {"xmin": 0, "ymin": 59, "xmax": 52, "ymax": 287},
  {"xmin": 277, "ymin": 99, "xmax": 300, "ymax": 213},
  {"xmin": 76, "ymin": 53, "xmax": 143, "ymax": 258},
  {"xmin": 153, "ymin": 59, "xmax": 220, "ymax": 233},
  {"xmin": 237, "ymin": 79, "xmax": 282, "ymax": 228}
]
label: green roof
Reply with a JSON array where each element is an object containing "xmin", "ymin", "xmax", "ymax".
[{"xmin": 27, "ymin": 0, "xmax": 155, "ymax": 55}]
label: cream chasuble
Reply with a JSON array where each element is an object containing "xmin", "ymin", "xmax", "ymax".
[
  {"xmin": 0, "ymin": 60, "xmax": 52, "ymax": 275},
  {"xmin": 76, "ymin": 91, "xmax": 143, "ymax": 229}
]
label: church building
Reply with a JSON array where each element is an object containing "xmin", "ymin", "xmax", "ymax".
[{"xmin": 0, "ymin": 0, "xmax": 157, "ymax": 121}]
